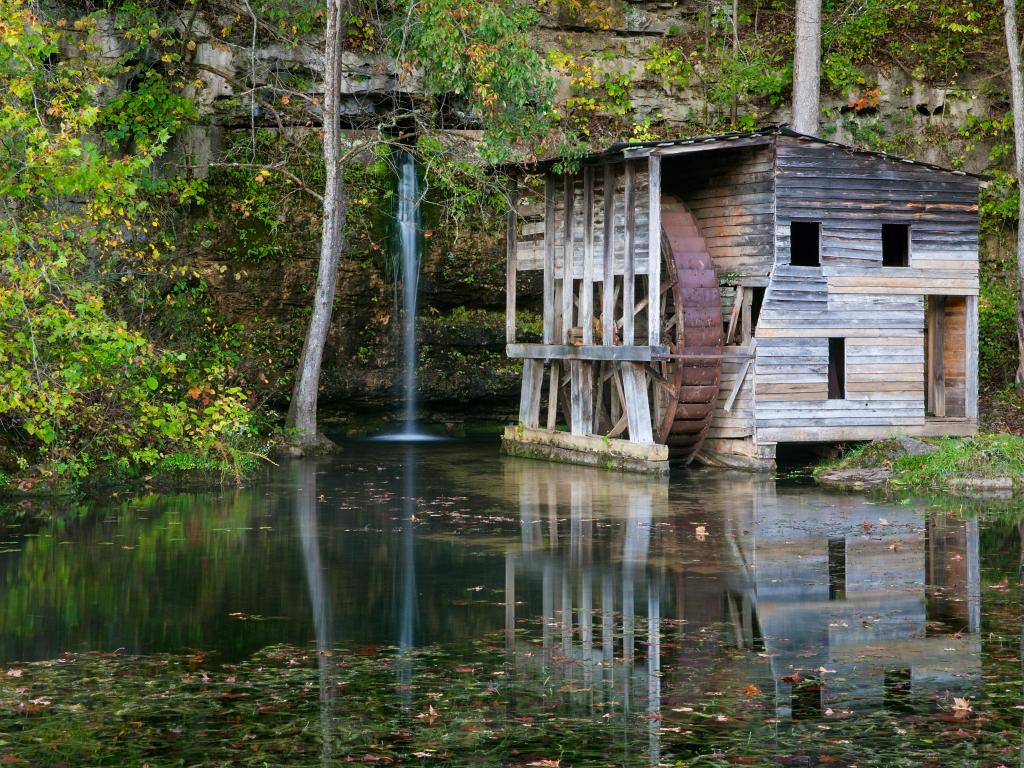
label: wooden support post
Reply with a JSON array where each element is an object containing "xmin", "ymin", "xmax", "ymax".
[
  {"xmin": 647, "ymin": 154, "xmax": 661, "ymax": 346},
  {"xmin": 623, "ymin": 161, "xmax": 636, "ymax": 345},
  {"xmin": 562, "ymin": 173, "xmax": 575, "ymax": 344},
  {"xmin": 928, "ymin": 296, "xmax": 946, "ymax": 418},
  {"xmin": 621, "ymin": 362, "xmax": 654, "ymax": 444},
  {"xmin": 542, "ymin": 175, "xmax": 556, "ymax": 344},
  {"xmin": 965, "ymin": 293, "xmax": 979, "ymax": 420},
  {"xmin": 506, "ymin": 178, "xmax": 518, "ymax": 344},
  {"xmin": 725, "ymin": 286, "xmax": 743, "ymax": 345},
  {"xmin": 602, "ymin": 164, "xmax": 615, "ymax": 345},
  {"xmin": 582, "ymin": 167, "xmax": 595, "ymax": 345},
  {"xmin": 519, "ymin": 359, "xmax": 544, "ymax": 428},
  {"xmin": 741, "ymin": 286, "xmax": 753, "ymax": 345},
  {"xmin": 546, "ymin": 361, "xmax": 560, "ymax": 430},
  {"xmin": 570, "ymin": 360, "xmax": 593, "ymax": 436}
]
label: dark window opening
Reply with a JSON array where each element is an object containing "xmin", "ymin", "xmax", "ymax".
[
  {"xmin": 790, "ymin": 222, "xmax": 821, "ymax": 266},
  {"xmin": 827, "ymin": 538, "xmax": 846, "ymax": 601},
  {"xmin": 828, "ymin": 338, "xmax": 846, "ymax": 399},
  {"xmin": 750, "ymin": 287, "xmax": 765, "ymax": 333},
  {"xmin": 882, "ymin": 224, "xmax": 910, "ymax": 267}
]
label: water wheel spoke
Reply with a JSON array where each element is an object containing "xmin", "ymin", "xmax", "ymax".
[{"xmin": 646, "ymin": 367, "xmax": 676, "ymax": 395}]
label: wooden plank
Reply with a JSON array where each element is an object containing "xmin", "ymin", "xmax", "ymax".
[
  {"xmin": 653, "ymin": 136, "xmax": 774, "ymax": 156},
  {"xmin": 582, "ymin": 167, "xmax": 595, "ymax": 345},
  {"xmin": 546, "ymin": 361, "xmax": 560, "ymax": 430},
  {"xmin": 623, "ymin": 161, "xmax": 636, "ymax": 345},
  {"xmin": 621, "ymin": 362, "xmax": 653, "ymax": 444},
  {"xmin": 562, "ymin": 173, "xmax": 575, "ymax": 343},
  {"xmin": 602, "ymin": 164, "xmax": 615, "ymax": 345},
  {"xmin": 506, "ymin": 177, "xmax": 518, "ymax": 344},
  {"xmin": 501, "ymin": 425, "xmax": 669, "ymax": 465},
  {"xmin": 507, "ymin": 343, "xmax": 668, "ymax": 362},
  {"xmin": 966, "ymin": 294, "xmax": 979, "ymax": 420},
  {"xmin": 542, "ymin": 175, "xmax": 556, "ymax": 344},
  {"xmin": 647, "ymin": 154, "xmax": 661, "ymax": 346},
  {"xmin": 570, "ymin": 360, "xmax": 593, "ymax": 436},
  {"xmin": 724, "ymin": 356, "xmax": 753, "ymax": 412},
  {"xmin": 518, "ymin": 359, "xmax": 543, "ymax": 428},
  {"xmin": 725, "ymin": 285, "xmax": 743, "ymax": 345},
  {"xmin": 928, "ymin": 296, "xmax": 945, "ymax": 418},
  {"xmin": 755, "ymin": 424, "xmax": 974, "ymax": 443}
]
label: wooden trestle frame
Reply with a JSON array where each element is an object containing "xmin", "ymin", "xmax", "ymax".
[{"xmin": 503, "ymin": 153, "xmax": 723, "ymax": 471}]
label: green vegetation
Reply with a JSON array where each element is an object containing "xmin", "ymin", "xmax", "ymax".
[
  {"xmin": 0, "ymin": 1, "xmax": 270, "ymax": 491},
  {"xmin": 816, "ymin": 433, "xmax": 1024, "ymax": 491}
]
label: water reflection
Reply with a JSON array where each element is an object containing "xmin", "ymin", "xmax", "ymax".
[
  {"xmin": 0, "ymin": 441, "xmax": 992, "ymax": 764},
  {"xmin": 495, "ymin": 461, "xmax": 982, "ymax": 762},
  {"xmin": 295, "ymin": 460, "xmax": 333, "ymax": 762}
]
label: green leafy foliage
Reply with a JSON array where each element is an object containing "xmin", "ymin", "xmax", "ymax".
[{"xmin": 0, "ymin": 1, "xmax": 265, "ymax": 485}]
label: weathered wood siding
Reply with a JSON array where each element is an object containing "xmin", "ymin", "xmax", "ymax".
[
  {"xmin": 667, "ymin": 146, "xmax": 776, "ymax": 280},
  {"xmin": 514, "ymin": 164, "xmax": 651, "ymax": 277},
  {"xmin": 707, "ymin": 347, "xmax": 755, "ymax": 439},
  {"xmin": 754, "ymin": 136, "xmax": 980, "ymax": 443}
]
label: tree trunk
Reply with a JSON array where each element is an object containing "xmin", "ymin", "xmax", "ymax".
[
  {"xmin": 286, "ymin": 0, "xmax": 346, "ymax": 445},
  {"xmin": 1004, "ymin": 0, "xmax": 1024, "ymax": 388},
  {"xmin": 791, "ymin": 0, "xmax": 821, "ymax": 136}
]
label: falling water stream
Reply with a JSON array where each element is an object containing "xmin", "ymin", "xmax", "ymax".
[
  {"xmin": 396, "ymin": 150, "xmax": 421, "ymax": 436},
  {"xmin": 372, "ymin": 150, "xmax": 441, "ymax": 441}
]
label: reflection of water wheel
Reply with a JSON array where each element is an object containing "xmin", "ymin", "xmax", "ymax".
[{"xmin": 558, "ymin": 198, "xmax": 722, "ymax": 464}]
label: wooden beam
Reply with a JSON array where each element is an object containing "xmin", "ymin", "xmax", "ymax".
[
  {"xmin": 623, "ymin": 160, "xmax": 636, "ymax": 345},
  {"xmin": 570, "ymin": 360, "xmax": 593, "ymax": 436},
  {"xmin": 652, "ymin": 136, "xmax": 774, "ymax": 157},
  {"xmin": 546, "ymin": 361, "xmax": 560, "ymax": 430},
  {"xmin": 928, "ymin": 296, "xmax": 945, "ymax": 418},
  {"xmin": 507, "ymin": 343, "xmax": 669, "ymax": 362},
  {"xmin": 562, "ymin": 173, "xmax": 575, "ymax": 344},
  {"xmin": 542, "ymin": 175, "xmax": 556, "ymax": 344},
  {"xmin": 965, "ymin": 293, "xmax": 979, "ymax": 420},
  {"xmin": 724, "ymin": 349, "xmax": 754, "ymax": 412},
  {"xmin": 602, "ymin": 164, "xmax": 615, "ymax": 345},
  {"xmin": 647, "ymin": 154, "xmax": 661, "ymax": 346},
  {"xmin": 506, "ymin": 177, "xmax": 518, "ymax": 344},
  {"xmin": 725, "ymin": 285, "xmax": 743, "ymax": 345},
  {"xmin": 621, "ymin": 362, "xmax": 654, "ymax": 443},
  {"xmin": 518, "ymin": 359, "xmax": 544, "ymax": 428},
  {"xmin": 582, "ymin": 167, "xmax": 595, "ymax": 345}
]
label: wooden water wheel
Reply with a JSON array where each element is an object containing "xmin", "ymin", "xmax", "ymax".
[{"xmin": 557, "ymin": 197, "xmax": 723, "ymax": 463}]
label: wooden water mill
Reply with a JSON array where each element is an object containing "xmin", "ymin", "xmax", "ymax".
[
  {"xmin": 502, "ymin": 152, "xmax": 723, "ymax": 473},
  {"xmin": 501, "ymin": 129, "xmax": 983, "ymax": 474}
]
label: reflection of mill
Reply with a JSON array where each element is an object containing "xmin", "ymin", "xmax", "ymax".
[
  {"xmin": 722, "ymin": 480, "xmax": 982, "ymax": 717},
  {"xmin": 501, "ymin": 460, "xmax": 983, "ymax": 745},
  {"xmin": 504, "ymin": 462, "xmax": 677, "ymax": 765}
]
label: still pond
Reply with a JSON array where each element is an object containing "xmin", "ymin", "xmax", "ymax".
[{"xmin": 0, "ymin": 438, "xmax": 1020, "ymax": 766}]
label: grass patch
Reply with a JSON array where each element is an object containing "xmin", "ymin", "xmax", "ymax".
[{"xmin": 815, "ymin": 433, "xmax": 1024, "ymax": 491}]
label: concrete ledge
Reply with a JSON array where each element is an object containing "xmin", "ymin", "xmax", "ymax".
[{"xmin": 501, "ymin": 426, "xmax": 669, "ymax": 475}]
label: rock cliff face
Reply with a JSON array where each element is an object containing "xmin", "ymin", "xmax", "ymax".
[{"xmin": 153, "ymin": 1, "xmax": 1003, "ymax": 424}]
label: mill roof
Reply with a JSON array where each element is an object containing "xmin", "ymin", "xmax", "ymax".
[{"xmin": 505, "ymin": 125, "xmax": 987, "ymax": 180}]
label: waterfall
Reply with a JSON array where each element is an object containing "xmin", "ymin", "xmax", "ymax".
[
  {"xmin": 374, "ymin": 150, "xmax": 442, "ymax": 442},
  {"xmin": 396, "ymin": 150, "xmax": 421, "ymax": 436}
]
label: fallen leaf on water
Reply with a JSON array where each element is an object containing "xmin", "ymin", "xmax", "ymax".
[
  {"xmin": 743, "ymin": 684, "xmax": 761, "ymax": 696},
  {"xmin": 952, "ymin": 697, "xmax": 972, "ymax": 715},
  {"xmin": 526, "ymin": 761, "xmax": 560, "ymax": 767},
  {"xmin": 695, "ymin": 525, "xmax": 708, "ymax": 541},
  {"xmin": 6, "ymin": 669, "xmax": 22, "ymax": 678}
]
